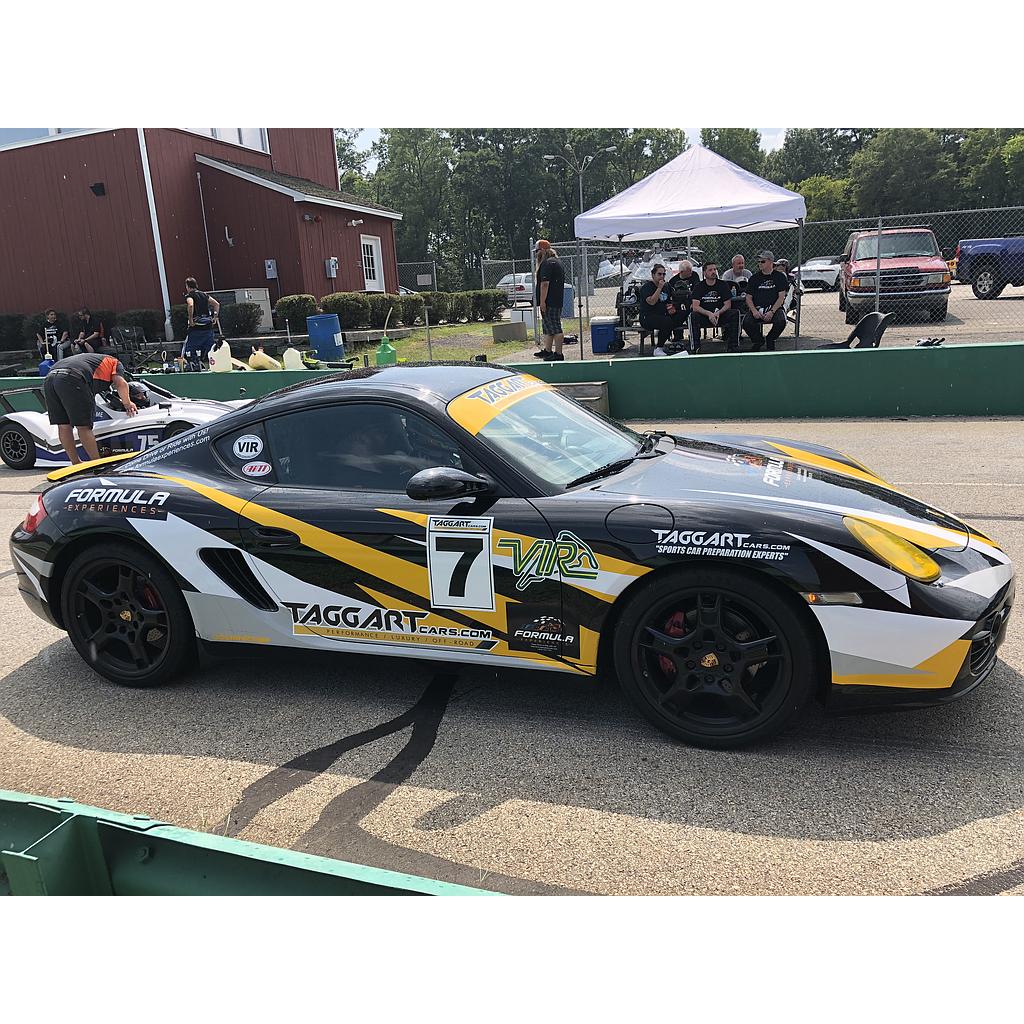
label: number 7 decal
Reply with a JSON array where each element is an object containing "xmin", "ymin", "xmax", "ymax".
[{"xmin": 427, "ymin": 516, "xmax": 495, "ymax": 611}]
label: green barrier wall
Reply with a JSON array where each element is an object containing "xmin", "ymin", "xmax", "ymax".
[{"xmin": 509, "ymin": 342, "xmax": 1024, "ymax": 419}]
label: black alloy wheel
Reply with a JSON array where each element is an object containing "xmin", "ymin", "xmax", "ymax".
[
  {"xmin": 0, "ymin": 423, "xmax": 36, "ymax": 470},
  {"xmin": 614, "ymin": 569, "xmax": 817, "ymax": 748},
  {"xmin": 61, "ymin": 543, "xmax": 195, "ymax": 687}
]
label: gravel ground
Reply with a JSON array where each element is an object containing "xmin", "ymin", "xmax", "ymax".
[{"xmin": 1, "ymin": 417, "xmax": 1021, "ymax": 895}]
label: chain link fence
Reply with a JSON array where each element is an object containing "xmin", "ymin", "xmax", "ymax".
[
  {"xmin": 481, "ymin": 206, "xmax": 1024, "ymax": 352},
  {"xmin": 396, "ymin": 261, "xmax": 438, "ymax": 292}
]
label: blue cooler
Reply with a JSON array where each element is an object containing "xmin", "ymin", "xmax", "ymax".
[
  {"xmin": 306, "ymin": 313, "xmax": 345, "ymax": 361},
  {"xmin": 561, "ymin": 284, "xmax": 575, "ymax": 318},
  {"xmin": 590, "ymin": 316, "xmax": 619, "ymax": 354}
]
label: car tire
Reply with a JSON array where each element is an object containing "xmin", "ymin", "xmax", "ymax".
[
  {"xmin": 828, "ymin": 278, "xmax": 841, "ymax": 292},
  {"xmin": 838, "ymin": 288, "xmax": 847, "ymax": 312},
  {"xmin": 162, "ymin": 421, "xmax": 192, "ymax": 441},
  {"xmin": 971, "ymin": 265, "xmax": 1005, "ymax": 300},
  {"xmin": 844, "ymin": 304, "xmax": 859, "ymax": 325},
  {"xmin": 0, "ymin": 422, "xmax": 36, "ymax": 470},
  {"xmin": 613, "ymin": 568, "xmax": 819, "ymax": 749},
  {"xmin": 61, "ymin": 541, "xmax": 196, "ymax": 688},
  {"xmin": 929, "ymin": 302, "xmax": 948, "ymax": 323}
]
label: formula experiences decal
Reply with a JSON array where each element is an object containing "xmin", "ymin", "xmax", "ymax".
[
  {"xmin": 63, "ymin": 486, "xmax": 170, "ymax": 517},
  {"xmin": 653, "ymin": 529, "xmax": 791, "ymax": 561},
  {"xmin": 507, "ymin": 607, "xmax": 580, "ymax": 658}
]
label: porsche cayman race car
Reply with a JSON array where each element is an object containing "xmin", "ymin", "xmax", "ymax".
[
  {"xmin": 0, "ymin": 379, "xmax": 244, "ymax": 470},
  {"xmin": 10, "ymin": 364, "xmax": 1015, "ymax": 748}
]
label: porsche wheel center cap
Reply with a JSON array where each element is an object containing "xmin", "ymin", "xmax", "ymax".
[
  {"xmin": 120, "ymin": 609, "xmax": 133, "ymax": 622},
  {"xmin": 700, "ymin": 653, "xmax": 719, "ymax": 669}
]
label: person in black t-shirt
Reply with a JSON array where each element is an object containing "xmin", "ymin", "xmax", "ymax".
[
  {"xmin": 533, "ymin": 240, "xmax": 566, "ymax": 361},
  {"xmin": 690, "ymin": 263, "xmax": 739, "ymax": 353},
  {"xmin": 183, "ymin": 276, "xmax": 221, "ymax": 369},
  {"xmin": 638, "ymin": 264, "xmax": 687, "ymax": 346},
  {"xmin": 35, "ymin": 309, "xmax": 69, "ymax": 359},
  {"xmin": 742, "ymin": 250, "xmax": 789, "ymax": 351}
]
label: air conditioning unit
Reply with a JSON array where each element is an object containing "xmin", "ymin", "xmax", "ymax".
[{"xmin": 210, "ymin": 288, "xmax": 273, "ymax": 334}]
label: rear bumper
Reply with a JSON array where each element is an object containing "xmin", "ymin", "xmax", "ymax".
[{"xmin": 9, "ymin": 527, "xmax": 61, "ymax": 629}]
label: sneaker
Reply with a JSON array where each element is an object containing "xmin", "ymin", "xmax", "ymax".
[
  {"xmin": 533, "ymin": 349, "xmax": 550, "ymax": 358},
  {"xmin": 544, "ymin": 351, "xmax": 564, "ymax": 361}
]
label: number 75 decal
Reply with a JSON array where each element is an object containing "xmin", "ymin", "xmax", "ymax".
[{"xmin": 426, "ymin": 516, "xmax": 495, "ymax": 611}]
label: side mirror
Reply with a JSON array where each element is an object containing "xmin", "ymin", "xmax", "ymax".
[
  {"xmin": 941, "ymin": 247, "xmax": 952, "ymax": 259},
  {"xmin": 406, "ymin": 467, "xmax": 494, "ymax": 501}
]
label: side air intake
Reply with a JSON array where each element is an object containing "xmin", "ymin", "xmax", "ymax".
[{"xmin": 199, "ymin": 549, "xmax": 278, "ymax": 611}]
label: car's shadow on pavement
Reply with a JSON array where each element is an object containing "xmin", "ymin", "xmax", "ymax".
[{"xmin": 3, "ymin": 636, "xmax": 1023, "ymax": 854}]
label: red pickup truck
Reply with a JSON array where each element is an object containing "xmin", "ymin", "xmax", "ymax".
[{"xmin": 837, "ymin": 227, "xmax": 951, "ymax": 325}]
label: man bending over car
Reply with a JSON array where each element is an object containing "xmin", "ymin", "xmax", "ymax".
[{"xmin": 43, "ymin": 352, "xmax": 137, "ymax": 464}]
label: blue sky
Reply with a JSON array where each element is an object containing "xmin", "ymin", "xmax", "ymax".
[{"xmin": 353, "ymin": 128, "xmax": 786, "ymax": 169}]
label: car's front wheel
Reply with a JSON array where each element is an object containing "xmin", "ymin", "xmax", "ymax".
[
  {"xmin": 61, "ymin": 542, "xmax": 195, "ymax": 688},
  {"xmin": 613, "ymin": 568, "xmax": 819, "ymax": 748},
  {"xmin": 0, "ymin": 422, "xmax": 36, "ymax": 469}
]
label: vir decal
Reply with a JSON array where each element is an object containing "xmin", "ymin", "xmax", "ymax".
[{"xmin": 498, "ymin": 530, "xmax": 599, "ymax": 590}]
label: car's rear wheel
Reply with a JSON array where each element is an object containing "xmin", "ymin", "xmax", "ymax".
[
  {"xmin": 971, "ymin": 265, "xmax": 1005, "ymax": 300},
  {"xmin": 838, "ymin": 288, "xmax": 847, "ymax": 311},
  {"xmin": 929, "ymin": 301, "xmax": 948, "ymax": 322},
  {"xmin": 613, "ymin": 568, "xmax": 818, "ymax": 748},
  {"xmin": 844, "ymin": 303, "xmax": 859, "ymax": 325},
  {"xmin": 61, "ymin": 542, "xmax": 195, "ymax": 688},
  {"xmin": 0, "ymin": 423, "xmax": 36, "ymax": 470},
  {"xmin": 162, "ymin": 421, "xmax": 193, "ymax": 441}
]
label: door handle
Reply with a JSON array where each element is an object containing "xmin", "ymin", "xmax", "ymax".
[{"xmin": 248, "ymin": 526, "xmax": 300, "ymax": 549}]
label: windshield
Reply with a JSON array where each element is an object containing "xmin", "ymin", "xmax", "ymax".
[
  {"xmin": 854, "ymin": 232, "xmax": 939, "ymax": 260},
  {"xmin": 447, "ymin": 376, "xmax": 640, "ymax": 489}
]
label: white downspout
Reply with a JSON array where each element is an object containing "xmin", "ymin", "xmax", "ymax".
[{"xmin": 137, "ymin": 128, "xmax": 174, "ymax": 341}]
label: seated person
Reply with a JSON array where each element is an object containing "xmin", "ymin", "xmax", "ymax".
[
  {"xmin": 70, "ymin": 307, "xmax": 103, "ymax": 352},
  {"xmin": 638, "ymin": 264, "xmax": 687, "ymax": 346},
  {"xmin": 35, "ymin": 309, "xmax": 68, "ymax": 360},
  {"xmin": 722, "ymin": 254, "xmax": 752, "ymax": 307},
  {"xmin": 690, "ymin": 263, "xmax": 740, "ymax": 353},
  {"xmin": 742, "ymin": 251, "xmax": 790, "ymax": 352}
]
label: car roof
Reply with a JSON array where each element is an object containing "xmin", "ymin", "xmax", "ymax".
[{"xmin": 252, "ymin": 361, "xmax": 517, "ymax": 412}]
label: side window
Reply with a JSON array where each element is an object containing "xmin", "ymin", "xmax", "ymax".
[
  {"xmin": 264, "ymin": 403, "xmax": 477, "ymax": 491},
  {"xmin": 214, "ymin": 424, "xmax": 275, "ymax": 482}
]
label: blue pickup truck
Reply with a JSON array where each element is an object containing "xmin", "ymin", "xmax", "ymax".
[{"xmin": 955, "ymin": 236, "xmax": 1024, "ymax": 299}]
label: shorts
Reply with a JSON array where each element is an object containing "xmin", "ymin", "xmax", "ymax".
[
  {"xmin": 541, "ymin": 305, "xmax": 563, "ymax": 336},
  {"xmin": 44, "ymin": 370, "xmax": 95, "ymax": 427}
]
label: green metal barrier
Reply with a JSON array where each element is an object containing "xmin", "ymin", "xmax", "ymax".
[
  {"xmin": 0, "ymin": 791, "xmax": 495, "ymax": 896},
  {"xmin": 509, "ymin": 341, "xmax": 1024, "ymax": 420}
]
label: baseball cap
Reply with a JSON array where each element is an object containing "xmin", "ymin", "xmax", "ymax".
[{"xmin": 756, "ymin": 250, "xmax": 775, "ymax": 262}]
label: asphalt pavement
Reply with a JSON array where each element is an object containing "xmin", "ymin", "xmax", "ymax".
[{"xmin": 1, "ymin": 417, "xmax": 1021, "ymax": 895}]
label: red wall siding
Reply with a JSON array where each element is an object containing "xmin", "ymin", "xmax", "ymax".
[
  {"xmin": 267, "ymin": 129, "xmax": 338, "ymax": 191},
  {"xmin": 295, "ymin": 204, "xmax": 400, "ymax": 297},
  {"xmin": 0, "ymin": 129, "xmax": 163, "ymax": 315},
  {"xmin": 197, "ymin": 166, "xmax": 302, "ymax": 298},
  {"xmin": 143, "ymin": 129, "xmax": 277, "ymax": 297}
]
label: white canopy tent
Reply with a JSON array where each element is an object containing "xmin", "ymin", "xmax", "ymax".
[{"xmin": 573, "ymin": 144, "xmax": 808, "ymax": 337}]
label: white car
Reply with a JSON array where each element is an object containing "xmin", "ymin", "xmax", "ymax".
[
  {"xmin": 0, "ymin": 378, "xmax": 246, "ymax": 470},
  {"xmin": 796, "ymin": 256, "xmax": 842, "ymax": 291},
  {"xmin": 496, "ymin": 273, "xmax": 534, "ymax": 306}
]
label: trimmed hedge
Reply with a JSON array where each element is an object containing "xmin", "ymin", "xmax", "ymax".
[
  {"xmin": 321, "ymin": 291, "xmax": 369, "ymax": 330},
  {"xmin": 171, "ymin": 304, "xmax": 189, "ymax": 341},
  {"xmin": 471, "ymin": 289, "xmax": 507, "ymax": 321},
  {"xmin": 448, "ymin": 292, "xmax": 470, "ymax": 323},
  {"xmin": 116, "ymin": 309, "xmax": 163, "ymax": 339},
  {"xmin": 398, "ymin": 293, "xmax": 425, "ymax": 326},
  {"xmin": 422, "ymin": 291, "xmax": 450, "ymax": 324},
  {"xmin": 275, "ymin": 293, "xmax": 317, "ymax": 333},
  {"xmin": 220, "ymin": 302, "xmax": 264, "ymax": 337},
  {"xmin": 1, "ymin": 313, "xmax": 26, "ymax": 351},
  {"xmin": 367, "ymin": 293, "xmax": 400, "ymax": 329}
]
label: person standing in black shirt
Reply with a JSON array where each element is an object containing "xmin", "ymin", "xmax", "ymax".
[
  {"xmin": 533, "ymin": 240, "xmax": 566, "ymax": 361},
  {"xmin": 690, "ymin": 263, "xmax": 739, "ymax": 353},
  {"xmin": 743, "ymin": 250, "xmax": 789, "ymax": 351},
  {"xmin": 183, "ymin": 276, "xmax": 221, "ymax": 370}
]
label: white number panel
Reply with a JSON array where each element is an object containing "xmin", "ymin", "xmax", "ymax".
[{"xmin": 427, "ymin": 516, "xmax": 495, "ymax": 611}]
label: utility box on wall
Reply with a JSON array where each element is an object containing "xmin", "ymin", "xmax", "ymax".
[
  {"xmin": 325, "ymin": 256, "xmax": 338, "ymax": 279},
  {"xmin": 211, "ymin": 287, "xmax": 273, "ymax": 334}
]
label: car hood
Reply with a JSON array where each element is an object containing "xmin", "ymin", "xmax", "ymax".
[
  {"xmin": 850, "ymin": 256, "xmax": 945, "ymax": 271},
  {"xmin": 588, "ymin": 433, "xmax": 973, "ymax": 551}
]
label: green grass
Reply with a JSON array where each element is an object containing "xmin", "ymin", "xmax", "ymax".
[{"xmin": 384, "ymin": 319, "xmax": 582, "ymax": 363}]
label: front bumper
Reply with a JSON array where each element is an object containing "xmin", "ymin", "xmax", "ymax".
[
  {"xmin": 828, "ymin": 580, "xmax": 1014, "ymax": 712},
  {"xmin": 847, "ymin": 286, "xmax": 951, "ymax": 307}
]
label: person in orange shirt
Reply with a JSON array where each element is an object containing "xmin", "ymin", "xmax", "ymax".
[{"xmin": 43, "ymin": 352, "xmax": 137, "ymax": 464}]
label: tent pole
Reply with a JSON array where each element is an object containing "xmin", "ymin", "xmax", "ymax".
[
  {"xmin": 577, "ymin": 238, "xmax": 585, "ymax": 360},
  {"xmin": 618, "ymin": 235, "xmax": 625, "ymax": 340},
  {"xmin": 795, "ymin": 218, "xmax": 804, "ymax": 342}
]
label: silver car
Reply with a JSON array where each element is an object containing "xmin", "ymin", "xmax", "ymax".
[
  {"xmin": 796, "ymin": 256, "xmax": 842, "ymax": 291},
  {"xmin": 496, "ymin": 273, "xmax": 534, "ymax": 306}
]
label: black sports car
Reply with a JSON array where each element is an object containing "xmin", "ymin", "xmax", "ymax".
[{"xmin": 10, "ymin": 364, "xmax": 1015, "ymax": 748}]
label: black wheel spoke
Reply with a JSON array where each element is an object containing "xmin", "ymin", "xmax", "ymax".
[
  {"xmin": 640, "ymin": 627, "xmax": 685, "ymax": 657},
  {"xmin": 80, "ymin": 579, "xmax": 115, "ymax": 609},
  {"xmin": 726, "ymin": 680, "xmax": 762, "ymax": 718},
  {"xmin": 735, "ymin": 635, "xmax": 779, "ymax": 668},
  {"xmin": 118, "ymin": 566, "xmax": 135, "ymax": 596},
  {"xmin": 697, "ymin": 592, "xmax": 722, "ymax": 629},
  {"xmin": 658, "ymin": 679, "xmax": 697, "ymax": 710}
]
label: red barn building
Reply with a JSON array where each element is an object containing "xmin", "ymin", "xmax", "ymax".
[{"xmin": 0, "ymin": 128, "xmax": 401, "ymax": 337}]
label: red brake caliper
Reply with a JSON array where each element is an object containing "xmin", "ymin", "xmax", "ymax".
[{"xmin": 659, "ymin": 611, "xmax": 687, "ymax": 676}]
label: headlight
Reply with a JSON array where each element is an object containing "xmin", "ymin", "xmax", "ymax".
[
  {"xmin": 852, "ymin": 276, "xmax": 874, "ymax": 288},
  {"xmin": 843, "ymin": 516, "xmax": 941, "ymax": 583},
  {"xmin": 923, "ymin": 273, "xmax": 946, "ymax": 285}
]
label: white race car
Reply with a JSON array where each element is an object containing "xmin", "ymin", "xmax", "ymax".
[{"xmin": 0, "ymin": 378, "xmax": 246, "ymax": 470}]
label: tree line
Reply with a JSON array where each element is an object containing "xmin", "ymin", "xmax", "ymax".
[{"xmin": 336, "ymin": 129, "xmax": 1024, "ymax": 289}]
